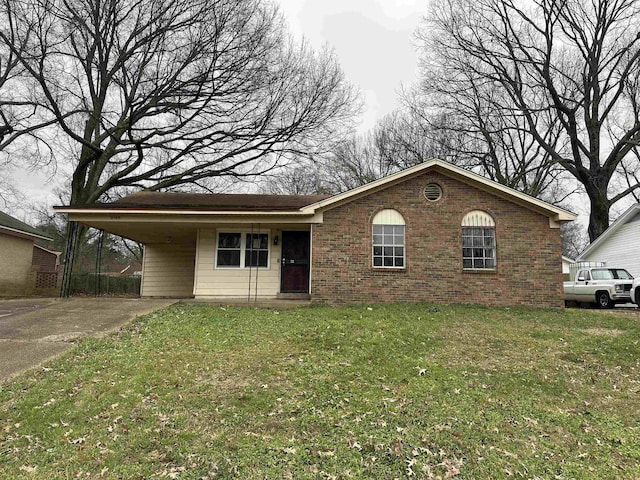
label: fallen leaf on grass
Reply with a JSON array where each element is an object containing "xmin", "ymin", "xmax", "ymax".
[
  {"xmin": 348, "ymin": 439, "xmax": 362, "ymax": 451},
  {"xmin": 317, "ymin": 450, "xmax": 335, "ymax": 458}
]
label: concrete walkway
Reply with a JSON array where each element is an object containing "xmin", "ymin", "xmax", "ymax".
[{"xmin": 0, "ymin": 297, "xmax": 175, "ymax": 382}]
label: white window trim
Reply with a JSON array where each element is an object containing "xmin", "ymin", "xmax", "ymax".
[
  {"xmin": 462, "ymin": 226, "xmax": 497, "ymax": 271},
  {"xmin": 372, "ymin": 209, "xmax": 406, "ymax": 270},
  {"xmin": 215, "ymin": 230, "xmax": 271, "ymax": 270}
]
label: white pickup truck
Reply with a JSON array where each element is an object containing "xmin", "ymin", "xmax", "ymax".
[{"xmin": 564, "ymin": 266, "xmax": 634, "ymax": 308}]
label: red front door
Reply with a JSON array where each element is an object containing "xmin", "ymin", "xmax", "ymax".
[{"xmin": 280, "ymin": 231, "xmax": 310, "ymax": 293}]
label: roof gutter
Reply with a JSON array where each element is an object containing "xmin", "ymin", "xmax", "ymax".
[
  {"xmin": 54, "ymin": 207, "xmax": 315, "ymax": 216},
  {"xmin": 0, "ymin": 225, "xmax": 53, "ymax": 242}
]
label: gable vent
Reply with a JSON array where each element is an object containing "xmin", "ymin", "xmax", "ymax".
[{"xmin": 423, "ymin": 183, "xmax": 442, "ymax": 202}]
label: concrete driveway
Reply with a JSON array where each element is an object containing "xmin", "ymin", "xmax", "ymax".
[{"xmin": 0, "ymin": 297, "xmax": 175, "ymax": 382}]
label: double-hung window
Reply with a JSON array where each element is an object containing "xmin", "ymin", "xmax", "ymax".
[
  {"xmin": 462, "ymin": 211, "xmax": 496, "ymax": 270},
  {"xmin": 244, "ymin": 233, "xmax": 268, "ymax": 267},
  {"xmin": 216, "ymin": 232, "xmax": 269, "ymax": 268},
  {"xmin": 372, "ymin": 209, "xmax": 406, "ymax": 268}
]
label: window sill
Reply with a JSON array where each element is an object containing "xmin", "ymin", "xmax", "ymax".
[
  {"xmin": 462, "ymin": 268, "xmax": 497, "ymax": 274},
  {"xmin": 372, "ymin": 267, "xmax": 406, "ymax": 271},
  {"xmin": 215, "ymin": 266, "xmax": 271, "ymax": 270}
]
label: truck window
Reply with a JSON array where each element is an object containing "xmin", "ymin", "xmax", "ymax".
[
  {"xmin": 592, "ymin": 269, "xmax": 614, "ymax": 280},
  {"xmin": 612, "ymin": 269, "xmax": 633, "ymax": 279},
  {"xmin": 578, "ymin": 270, "xmax": 590, "ymax": 281}
]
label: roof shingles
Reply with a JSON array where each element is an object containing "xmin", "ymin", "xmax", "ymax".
[
  {"xmin": 0, "ymin": 211, "xmax": 52, "ymax": 240},
  {"xmin": 93, "ymin": 191, "xmax": 331, "ymax": 211}
]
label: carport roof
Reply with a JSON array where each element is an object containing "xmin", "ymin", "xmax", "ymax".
[{"xmin": 69, "ymin": 191, "xmax": 330, "ymax": 212}]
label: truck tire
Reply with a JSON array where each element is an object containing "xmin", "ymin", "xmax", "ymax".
[{"xmin": 596, "ymin": 291, "xmax": 613, "ymax": 309}]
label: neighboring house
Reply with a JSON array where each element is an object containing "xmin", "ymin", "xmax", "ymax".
[
  {"xmin": 562, "ymin": 256, "xmax": 574, "ymax": 281},
  {"xmin": 56, "ymin": 160, "xmax": 576, "ymax": 307},
  {"xmin": 0, "ymin": 211, "xmax": 54, "ymax": 295},
  {"xmin": 578, "ymin": 203, "xmax": 640, "ymax": 276}
]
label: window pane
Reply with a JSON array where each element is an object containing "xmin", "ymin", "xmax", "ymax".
[
  {"xmin": 247, "ymin": 233, "xmax": 268, "ymax": 250},
  {"xmin": 217, "ymin": 250, "xmax": 240, "ymax": 266},
  {"xmin": 373, "ymin": 223, "xmax": 405, "ymax": 268},
  {"xmin": 462, "ymin": 227, "xmax": 496, "ymax": 269},
  {"xmin": 245, "ymin": 233, "xmax": 268, "ymax": 267},
  {"xmin": 219, "ymin": 233, "xmax": 241, "ymax": 248}
]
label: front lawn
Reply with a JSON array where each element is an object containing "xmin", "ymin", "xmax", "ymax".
[{"xmin": 1, "ymin": 303, "xmax": 639, "ymax": 479}]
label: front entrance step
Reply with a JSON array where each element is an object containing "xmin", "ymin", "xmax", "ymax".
[{"xmin": 276, "ymin": 293, "xmax": 311, "ymax": 300}]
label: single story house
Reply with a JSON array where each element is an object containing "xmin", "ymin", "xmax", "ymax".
[
  {"xmin": 55, "ymin": 160, "xmax": 576, "ymax": 307},
  {"xmin": 0, "ymin": 211, "xmax": 54, "ymax": 295},
  {"xmin": 578, "ymin": 203, "xmax": 640, "ymax": 276}
]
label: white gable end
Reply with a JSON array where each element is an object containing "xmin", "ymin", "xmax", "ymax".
[{"xmin": 580, "ymin": 217, "xmax": 640, "ymax": 277}]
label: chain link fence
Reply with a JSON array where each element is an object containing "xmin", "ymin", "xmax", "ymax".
[{"xmin": 69, "ymin": 273, "xmax": 141, "ymax": 296}]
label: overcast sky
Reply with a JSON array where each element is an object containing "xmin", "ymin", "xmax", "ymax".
[{"xmin": 277, "ymin": 0, "xmax": 426, "ymax": 131}]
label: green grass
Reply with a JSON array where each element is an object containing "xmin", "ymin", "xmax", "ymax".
[{"xmin": 1, "ymin": 303, "xmax": 639, "ymax": 479}]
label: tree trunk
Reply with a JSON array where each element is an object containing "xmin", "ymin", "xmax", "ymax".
[
  {"xmin": 587, "ymin": 199, "xmax": 611, "ymax": 243},
  {"xmin": 584, "ymin": 173, "xmax": 612, "ymax": 242}
]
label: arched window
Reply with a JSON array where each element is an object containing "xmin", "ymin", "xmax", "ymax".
[
  {"xmin": 462, "ymin": 211, "xmax": 496, "ymax": 269},
  {"xmin": 372, "ymin": 209, "xmax": 405, "ymax": 268}
]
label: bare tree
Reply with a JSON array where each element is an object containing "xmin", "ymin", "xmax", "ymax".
[
  {"xmin": 405, "ymin": 83, "xmax": 571, "ymax": 202},
  {"xmin": 560, "ymin": 221, "xmax": 588, "ymax": 260},
  {"xmin": 261, "ymin": 164, "xmax": 331, "ymax": 195},
  {"xmin": 0, "ymin": 0, "xmax": 358, "ymax": 294},
  {"xmin": 415, "ymin": 0, "xmax": 640, "ymax": 240}
]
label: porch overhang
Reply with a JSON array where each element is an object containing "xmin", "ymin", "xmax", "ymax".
[{"xmin": 54, "ymin": 208, "xmax": 323, "ymax": 244}]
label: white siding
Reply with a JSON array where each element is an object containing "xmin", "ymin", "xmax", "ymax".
[
  {"xmin": 141, "ymin": 243, "xmax": 196, "ymax": 297},
  {"xmin": 194, "ymin": 228, "xmax": 281, "ymax": 298},
  {"xmin": 581, "ymin": 219, "xmax": 640, "ymax": 277}
]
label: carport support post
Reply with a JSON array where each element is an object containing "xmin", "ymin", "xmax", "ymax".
[
  {"xmin": 60, "ymin": 221, "xmax": 80, "ymax": 298},
  {"xmin": 94, "ymin": 230, "xmax": 104, "ymax": 296}
]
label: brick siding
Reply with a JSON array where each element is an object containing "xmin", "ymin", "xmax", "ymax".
[
  {"xmin": 32, "ymin": 246, "xmax": 58, "ymax": 271},
  {"xmin": 311, "ymin": 171, "xmax": 563, "ymax": 308}
]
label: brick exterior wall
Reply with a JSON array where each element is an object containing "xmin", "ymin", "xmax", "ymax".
[
  {"xmin": 32, "ymin": 246, "xmax": 58, "ymax": 271},
  {"xmin": 0, "ymin": 232, "xmax": 35, "ymax": 295},
  {"xmin": 311, "ymin": 171, "xmax": 564, "ymax": 308}
]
